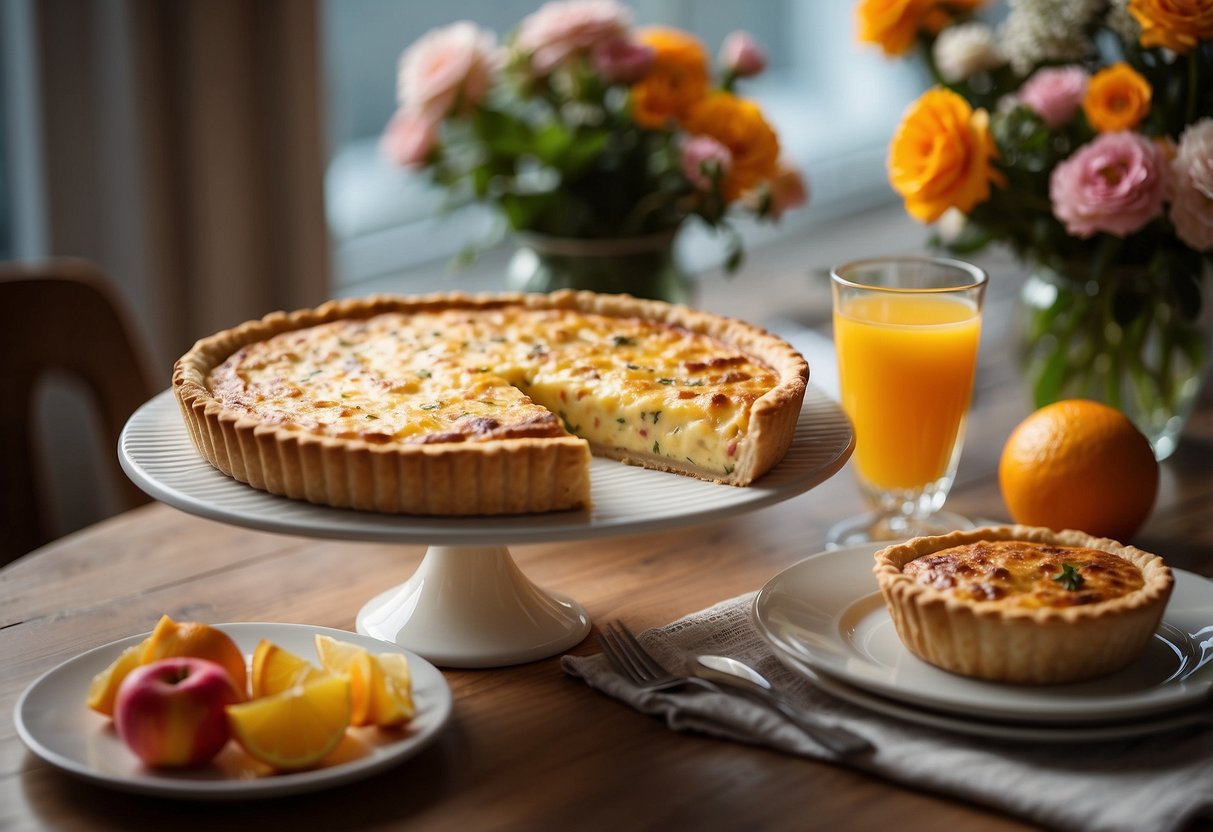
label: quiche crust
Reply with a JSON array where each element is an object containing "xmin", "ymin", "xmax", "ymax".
[
  {"xmin": 172, "ymin": 291, "xmax": 807, "ymax": 515},
  {"xmin": 872, "ymin": 525, "xmax": 1174, "ymax": 685}
]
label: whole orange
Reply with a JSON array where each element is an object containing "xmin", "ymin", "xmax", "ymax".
[
  {"xmin": 998, "ymin": 400, "xmax": 1159, "ymax": 541},
  {"xmin": 141, "ymin": 615, "xmax": 249, "ymax": 698}
]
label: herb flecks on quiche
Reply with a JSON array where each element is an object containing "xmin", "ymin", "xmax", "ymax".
[
  {"xmin": 873, "ymin": 525, "xmax": 1173, "ymax": 685},
  {"xmin": 173, "ymin": 291, "xmax": 808, "ymax": 516}
]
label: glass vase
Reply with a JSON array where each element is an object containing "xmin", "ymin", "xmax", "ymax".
[
  {"xmin": 505, "ymin": 230, "xmax": 693, "ymax": 305},
  {"xmin": 1020, "ymin": 264, "xmax": 1210, "ymax": 460}
]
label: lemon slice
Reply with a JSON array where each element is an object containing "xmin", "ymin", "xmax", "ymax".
[
  {"xmin": 226, "ymin": 675, "xmax": 351, "ymax": 770},
  {"xmin": 250, "ymin": 639, "xmax": 329, "ymax": 698}
]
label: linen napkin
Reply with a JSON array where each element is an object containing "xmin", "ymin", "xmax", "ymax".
[{"xmin": 561, "ymin": 593, "xmax": 1213, "ymax": 832}]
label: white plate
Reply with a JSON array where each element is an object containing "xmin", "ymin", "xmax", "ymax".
[
  {"xmin": 14, "ymin": 623, "xmax": 453, "ymax": 799},
  {"xmin": 118, "ymin": 386, "xmax": 853, "ymax": 546},
  {"xmin": 770, "ymin": 649, "xmax": 1210, "ymax": 743},
  {"xmin": 753, "ymin": 544, "xmax": 1213, "ymax": 724}
]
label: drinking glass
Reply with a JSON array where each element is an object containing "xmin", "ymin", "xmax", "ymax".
[{"xmin": 826, "ymin": 256, "xmax": 987, "ymax": 547}]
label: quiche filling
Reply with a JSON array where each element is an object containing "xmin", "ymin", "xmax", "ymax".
[
  {"xmin": 207, "ymin": 307, "xmax": 780, "ymax": 478},
  {"xmin": 902, "ymin": 541, "xmax": 1145, "ymax": 609}
]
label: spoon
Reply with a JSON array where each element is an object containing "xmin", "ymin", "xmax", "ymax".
[{"xmin": 691, "ymin": 654, "xmax": 874, "ymax": 756}]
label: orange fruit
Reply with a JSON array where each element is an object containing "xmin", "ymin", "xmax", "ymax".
[
  {"xmin": 250, "ymin": 640, "xmax": 329, "ymax": 698},
  {"xmin": 142, "ymin": 615, "xmax": 249, "ymax": 699},
  {"xmin": 226, "ymin": 675, "xmax": 351, "ymax": 770},
  {"xmin": 86, "ymin": 638, "xmax": 150, "ymax": 715},
  {"xmin": 314, "ymin": 635, "xmax": 414, "ymax": 727},
  {"xmin": 999, "ymin": 400, "xmax": 1159, "ymax": 541}
]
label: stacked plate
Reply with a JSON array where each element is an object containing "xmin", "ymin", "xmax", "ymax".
[{"xmin": 752, "ymin": 544, "xmax": 1213, "ymax": 742}]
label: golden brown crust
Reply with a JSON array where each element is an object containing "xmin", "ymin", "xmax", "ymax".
[
  {"xmin": 872, "ymin": 525, "xmax": 1173, "ymax": 684},
  {"xmin": 172, "ymin": 291, "xmax": 807, "ymax": 515}
]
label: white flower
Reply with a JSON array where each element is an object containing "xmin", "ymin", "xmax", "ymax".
[
  {"xmin": 1171, "ymin": 118, "xmax": 1213, "ymax": 250},
  {"xmin": 1105, "ymin": 0, "xmax": 1142, "ymax": 43},
  {"xmin": 932, "ymin": 22, "xmax": 1005, "ymax": 83},
  {"xmin": 999, "ymin": 0, "xmax": 1103, "ymax": 75},
  {"xmin": 1175, "ymin": 118, "xmax": 1213, "ymax": 199}
]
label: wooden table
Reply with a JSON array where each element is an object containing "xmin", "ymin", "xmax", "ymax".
[{"xmin": 4, "ymin": 212, "xmax": 1212, "ymax": 831}]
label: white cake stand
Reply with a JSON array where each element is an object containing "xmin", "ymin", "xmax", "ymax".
[{"xmin": 119, "ymin": 386, "xmax": 853, "ymax": 668}]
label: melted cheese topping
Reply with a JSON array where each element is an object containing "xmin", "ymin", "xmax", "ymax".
[
  {"xmin": 902, "ymin": 541, "xmax": 1144, "ymax": 609},
  {"xmin": 208, "ymin": 307, "xmax": 779, "ymax": 476}
]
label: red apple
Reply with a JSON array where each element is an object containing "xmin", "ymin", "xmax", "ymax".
[{"xmin": 114, "ymin": 657, "xmax": 241, "ymax": 767}]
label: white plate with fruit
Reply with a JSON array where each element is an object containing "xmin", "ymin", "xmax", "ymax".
[{"xmin": 14, "ymin": 619, "xmax": 453, "ymax": 799}]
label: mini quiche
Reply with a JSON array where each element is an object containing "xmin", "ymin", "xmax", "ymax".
[
  {"xmin": 873, "ymin": 525, "xmax": 1173, "ymax": 685},
  {"xmin": 173, "ymin": 291, "xmax": 808, "ymax": 515}
]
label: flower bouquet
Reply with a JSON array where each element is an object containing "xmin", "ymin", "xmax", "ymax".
[
  {"xmin": 380, "ymin": 0, "xmax": 806, "ymax": 301},
  {"xmin": 858, "ymin": 0, "xmax": 1213, "ymax": 458}
]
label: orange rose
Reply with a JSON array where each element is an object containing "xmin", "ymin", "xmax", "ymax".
[
  {"xmin": 1129, "ymin": 0, "xmax": 1213, "ymax": 54},
  {"xmin": 888, "ymin": 87, "xmax": 1002, "ymax": 223},
  {"xmin": 1082, "ymin": 62, "xmax": 1152, "ymax": 133},
  {"xmin": 856, "ymin": 0, "xmax": 986, "ymax": 57},
  {"xmin": 683, "ymin": 93, "xmax": 780, "ymax": 200},
  {"xmin": 630, "ymin": 27, "xmax": 710, "ymax": 129}
]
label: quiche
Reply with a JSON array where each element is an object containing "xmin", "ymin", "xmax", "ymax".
[
  {"xmin": 873, "ymin": 525, "xmax": 1173, "ymax": 685},
  {"xmin": 172, "ymin": 291, "xmax": 808, "ymax": 515}
]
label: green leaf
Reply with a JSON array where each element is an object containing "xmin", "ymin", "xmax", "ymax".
[
  {"xmin": 1033, "ymin": 347, "xmax": 1071, "ymax": 408},
  {"xmin": 1052, "ymin": 562, "xmax": 1085, "ymax": 591}
]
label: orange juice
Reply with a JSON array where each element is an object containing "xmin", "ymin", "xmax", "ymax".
[{"xmin": 834, "ymin": 293, "xmax": 981, "ymax": 490}]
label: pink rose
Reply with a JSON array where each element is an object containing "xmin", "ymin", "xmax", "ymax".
[
  {"xmin": 517, "ymin": 0, "xmax": 631, "ymax": 76},
  {"xmin": 720, "ymin": 31, "xmax": 767, "ymax": 78},
  {"xmin": 1049, "ymin": 131, "xmax": 1168, "ymax": 238},
  {"xmin": 681, "ymin": 135, "xmax": 733, "ymax": 191},
  {"xmin": 1018, "ymin": 66, "xmax": 1089, "ymax": 129},
  {"xmin": 397, "ymin": 21, "xmax": 498, "ymax": 118},
  {"xmin": 767, "ymin": 164, "xmax": 809, "ymax": 219},
  {"xmin": 591, "ymin": 37, "xmax": 654, "ymax": 84},
  {"xmin": 380, "ymin": 108, "xmax": 440, "ymax": 168}
]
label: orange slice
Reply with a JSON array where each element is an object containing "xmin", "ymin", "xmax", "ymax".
[
  {"xmin": 226, "ymin": 675, "xmax": 351, "ymax": 770},
  {"xmin": 371, "ymin": 652, "xmax": 416, "ymax": 727},
  {"xmin": 250, "ymin": 639, "xmax": 329, "ymax": 698},
  {"xmin": 314, "ymin": 635, "xmax": 378, "ymax": 726},
  {"xmin": 314, "ymin": 635, "xmax": 414, "ymax": 727},
  {"xmin": 142, "ymin": 615, "xmax": 248, "ymax": 698},
  {"xmin": 86, "ymin": 638, "xmax": 150, "ymax": 716}
]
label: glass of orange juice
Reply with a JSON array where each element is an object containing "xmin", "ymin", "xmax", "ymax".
[{"xmin": 827, "ymin": 256, "xmax": 987, "ymax": 547}]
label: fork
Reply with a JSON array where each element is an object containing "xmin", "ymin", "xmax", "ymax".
[{"xmin": 598, "ymin": 621, "xmax": 874, "ymax": 757}]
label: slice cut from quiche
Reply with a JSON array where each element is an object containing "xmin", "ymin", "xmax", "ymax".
[{"xmin": 172, "ymin": 291, "xmax": 808, "ymax": 515}]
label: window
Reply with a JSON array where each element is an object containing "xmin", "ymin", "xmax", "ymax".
[{"xmin": 321, "ymin": 0, "xmax": 922, "ymax": 294}]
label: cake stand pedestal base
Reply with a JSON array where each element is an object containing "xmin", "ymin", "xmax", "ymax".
[{"xmin": 355, "ymin": 545, "xmax": 591, "ymax": 668}]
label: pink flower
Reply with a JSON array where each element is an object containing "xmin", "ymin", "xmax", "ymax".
[
  {"xmin": 681, "ymin": 135, "xmax": 732, "ymax": 191},
  {"xmin": 380, "ymin": 108, "xmax": 440, "ymax": 168},
  {"xmin": 767, "ymin": 164, "xmax": 809, "ymax": 219},
  {"xmin": 517, "ymin": 0, "xmax": 631, "ymax": 76},
  {"xmin": 720, "ymin": 31, "xmax": 767, "ymax": 78},
  {"xmin": 591, "ymin": 37, "xmax": 654, "ymax": 84},
  {"xmin": 397, "ymin": 21, "xmax": 498, "ymax": 119},
  {"xmin": 1049, "ymin": 131, "xmax": 1168, "ymax": 238},
  {"xmin": 1170, "ymin": 118, "xmax": 1213, "ymax": 250},
  {"xmin": 1018, "ymin": 66, "xmax": 1088, "ymax": 129}
]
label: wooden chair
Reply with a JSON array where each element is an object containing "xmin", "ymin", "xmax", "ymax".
[{"xmin": 0, "ymin": 260, "xmax": 155, "ymax": 565}]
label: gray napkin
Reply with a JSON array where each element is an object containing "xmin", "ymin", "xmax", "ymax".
[{"xmin": 561, "ymin": 592, "xmax": 1213, "ymax": 832}]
